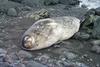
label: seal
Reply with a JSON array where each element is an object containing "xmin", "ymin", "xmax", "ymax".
[{"xmin": 22, "ymin": 16, "xmax": 80, "ymax": 50}]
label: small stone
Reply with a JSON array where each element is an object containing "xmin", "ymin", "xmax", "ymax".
[
  {"xmin": 59, "ymin": 55, "xmax": 66, "ymax": 61},
  {"xmin": 7, "ymin": 8, "xmax": 18, "ymax": 17},
  {"xmin": 53, "ymin": 48, "xmax": 69, "ymax": 54},
  {"xmin": 3, "ymin": 55, "xmax": 14, "ymax": 63},
  {"xmin": 0, "ymin": 48, "xmax": 7, "ymax": 61},
  {"xmin": 75, "ymin": 62, "xmax": 89, "ymax": 67},
  {"xmin": 62, "ymin": 61, "xmax": 89, "ymax": 67},
  {"xmin": 18, "ymin": 50, "xmax": 32, "ymax": 59},
  {"xmin": 24, "ymin": 60, "xmax": 47, "ymax": 67},
  {"xmin": 89, "ymin": 58, "xmax": 93, "ymax": 62},
  {"xmin": 0, "ymin": 48, "xmax": 7, "ymax": 54},
  {"xmin": 90, "ymin": 40, "xmax": 100, "ymax": 46},
  {"xmin": 81, "ymin": 4, "xmax": 87, "ymax": 8},
  {"xmin": 91, "ymin": 45, "xmax": 100, "ymax": 54},
  {"xmin": 0, "ymin": 40, "xmax": 3, "ymax": 43},
  {"xmin": 91, "ymin": 45, "xmax": 98, "ymax": 51},
  {"xmin": 83, "ymin": 54, "xmax": 88, "ymax": 58},
  {"xmin": 12, "ymin": 63, "xmax": 25, "ymax": 67},
  {"xmin": 3, "ymin": 52, "xmax": 20, "ymax": 63},
  {"xmin": 96, "ymin": 64, "xmax": 100, "ymax": 67},
  {"xmin": 64, "ymin": 52, "xmax": 77, "ymax": 59},
  {"xmin": 0, "ymin": 62, "xmax": 11, "ymax": 67},
  {"xmin": 38, "ymin": 54, "xmax": 50, "ymax": 63}
]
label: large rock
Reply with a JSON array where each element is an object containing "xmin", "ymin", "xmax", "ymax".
[
  {"xmin": 81, "ymin": 15, "xmax": 96, "ymax": 33},
  {"xmin": 0, "ymin": 0, "xmax": 22, "ymax": 13},
  {"xmin": 95, "ymin": 7, "xmax": 100, "ymax": 16},
  {"xmin": 59, "ymin": 0, "xmax": 80, "ymax": 5},
  {"xmin": 83, "ymin": 15, "xmax": 100, "ymax": 39},
  {"xmin": 48, "ymin": 6, "xmax": 88, "ymax": 21},
  {"xmin": 22, "ymin": 0, "xmax": 44, "ymax": 7},
  {"xmin": 44, "ymin": 0, "xmax": 59, "ymax": 6},
  {"xmin": 12, "ymin": 63, "xmax": 25, "ymax": 67},
  {"xmin": 92, "ymin": 16, "xmax": 100, "ymax": 39},
  {"xmin": 25, "ymin": 9, "xmax": 49, "ymax": 20},
  {"xmin": 22, "ymin": 0, "xmax": 59, "ymax": 7}
]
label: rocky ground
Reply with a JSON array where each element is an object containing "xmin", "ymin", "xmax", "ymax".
[{"xmin": 0, "ymin": 0, "xmax": 100, "ymax": 67}]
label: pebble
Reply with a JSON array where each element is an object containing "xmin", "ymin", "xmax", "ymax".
[
  {"xmin": 37, "ymin": 54, "xmax": 50, "ymax": 64},
  {"xmin": 96, "ymin": 64, "xmax": 100, "ymax": 67},
  {"xmin": 3, "ymin": 52, "xmax": 20, "ymax": 63},
  {"xmin": 0, "ymin": 62, "xmax": 11, "ymax": 67},
  {"xmin": 22, "ymin": 6, "xmax": 32, "ymax": 11},
  {"xmin": 7, "ymin": 8, "xmax": 18, "ymax": 17},
  {"xmin": 90, "ymin": 40, "xmax": 100, "ymax": 46},
  {"xmin": 91, "ymin": 45, "xmax": 100, "ymax": 54},
  {"xmin": 0, "ymin": 48, "xmax": 7, "ymax": 54},
  {"xmin": 12, "ymin": 63, "xmax": 25, "ymax": 67},
  {"xmin": 64, "ymin": 52, "xmax": 77, "ymax": 59},
  {"xmin": 24, "ymin": 60, "xmax": 47, "ymax": 67},
  {"xmin": 17, "ymin": 50, "xmax": 32, "ymax": 59},
  {"xmin": 44, "ymin": 0, "xmax": 59, "ymax": 5},
  {"xmin": 62, "ymin": 61, "xmax": 89, "ymax": 67},
  {"xmin": 53, "ymin": 48, "xmax": 69, "ymax": 54},
  {"xmin": 90, "ymin": 40, "xmax": 100, "ymax": 53},
  {"xmin": 0, "ymin": 48, "xmax": 7, "ymax": 61}
]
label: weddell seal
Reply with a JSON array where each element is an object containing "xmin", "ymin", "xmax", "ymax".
[{"xmin": 21, "ymin": 16, "xmax": 80, "ymax": 50}]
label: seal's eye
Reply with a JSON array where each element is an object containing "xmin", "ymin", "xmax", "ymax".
[{"xmin": 24, "ymin": 36, "xmax": 30, "ymax": 41}]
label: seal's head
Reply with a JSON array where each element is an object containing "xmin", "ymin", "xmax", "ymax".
[{"xmin": 22, "ymin": 35, "xmax": 36, "ymax": 50}]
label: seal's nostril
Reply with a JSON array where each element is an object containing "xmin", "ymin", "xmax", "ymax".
[{"xmin": 24, "ymin": 41, "xmax": 33, "ymax": 49}]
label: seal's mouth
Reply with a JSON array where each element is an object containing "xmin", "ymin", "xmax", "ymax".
[
  {"xmin": 22, "ymin": 43, "xmax": 39, "ymax": 51},
  {"xmin": 22, "ymin": 41, "xmax": 36, "ymax": 50},
  {"xmin": 24, "ymin": 42, "xmax": 33, "ymax": 49}
]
